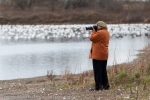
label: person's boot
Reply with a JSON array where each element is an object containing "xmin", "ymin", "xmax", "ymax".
[
  {"xmin": 103, "ymin": 84, "xmax": 110, "ymax": 90},
  {"xmin": 89, "ymin": 86, "xmax": 103, "ymax": 91}
]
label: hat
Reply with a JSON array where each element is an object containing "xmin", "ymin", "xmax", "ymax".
[{"xmin": 96, "ymin": 21, "xmax": 107, "ymax": 28}]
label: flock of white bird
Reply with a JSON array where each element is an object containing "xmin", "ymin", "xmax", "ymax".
[
  {"xmin": 109, "ymin": 24, "xmax": 150, "ymax": 38},
  {"xmin": 0, "ymin": 24, "xmax": 150, "ymax": 40}
]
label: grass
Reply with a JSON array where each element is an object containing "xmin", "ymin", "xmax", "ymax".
[{"xmin": 45, "ymin": 44, "xmax": 150, "ymax": 99}]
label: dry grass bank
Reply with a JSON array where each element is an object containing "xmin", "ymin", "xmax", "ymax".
[
  {"xmin": 0, "ymin": 9, "xmax": 150, "ymax": 25},
  {"xmin": 0, "ymin": 0, "xmax": 150, "ymax": 24}
]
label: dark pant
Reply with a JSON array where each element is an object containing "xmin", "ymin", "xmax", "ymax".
[{"xmin": 92, "ymin": 59, "xmax": 109, "ymax": 89}]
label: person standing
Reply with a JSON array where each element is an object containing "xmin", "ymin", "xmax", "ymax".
[{"xmin": 89, "ymin": 21, "xmax": 110, "ymax": 91}]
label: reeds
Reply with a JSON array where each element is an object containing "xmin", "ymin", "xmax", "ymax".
[
  {"xmin": 46, "ymin": 44, "xmax": 150, "ymax": 99},
  {"xmin": 108, "ymin": 44, "xmax": 150, "ymax": 99}
]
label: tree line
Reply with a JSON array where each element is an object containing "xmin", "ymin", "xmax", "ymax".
[
  {"xmin": 0, "ymin": 0, "xmax": 150, "ymax": 24},
  {"xmin": 1, "ymin": 0, "xmax": 150, "ymax": 12}
]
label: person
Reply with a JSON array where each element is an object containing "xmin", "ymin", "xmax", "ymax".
[{"xmin": 89, "ymin": 21, "xmax": 110, "ymax": 91}]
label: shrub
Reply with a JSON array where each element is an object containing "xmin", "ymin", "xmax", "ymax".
[
  {"xmin": 146, "ymin": 63, "xmax": 150, "ymax": 75},
  {"xmin": 134, "ymin": 72, "xmax": 140, "ymax": 79},
  {"xmin": 114, "ymin": 70, "xmax": 128, "ymax": 85}
]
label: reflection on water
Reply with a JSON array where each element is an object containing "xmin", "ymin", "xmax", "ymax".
[{"xmin": 0, "ymin": 24, "xmax": 150, "ymax": 80}]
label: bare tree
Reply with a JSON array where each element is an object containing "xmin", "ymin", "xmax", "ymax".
[
  {"xmin": 11, "ymin": 0, "xmax": 35, "ymax": 10},
  {"xmin": 27, "ymin": 0, "xmax": 35, "ymax": 9},
  {"xmin": 70, "ymin": 0, "xmax": 89, "ymax": 9},
  {"xmin": 63, "ymin": 0, "xmax": 71, "ymax": 10},
  {"xmin": 95, "ymin": 0, "xmax": 123, "ymax": 12},
  {"xmin": 59, "ymin": 0, "xmax": 71, "ymax": 15},
  {"xmin": 49, "ymin": 0, "xmax": 55, "ymax": 12}
]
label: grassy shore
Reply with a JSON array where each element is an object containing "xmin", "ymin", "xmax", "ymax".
[{"xmin": 0, "ymin": 44, "xmax": 150, "ymax": 100}]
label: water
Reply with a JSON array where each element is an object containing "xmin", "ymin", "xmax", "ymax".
[{"xmin": 0, "ymin": 24, "xmax": 150, "ymax": 80}]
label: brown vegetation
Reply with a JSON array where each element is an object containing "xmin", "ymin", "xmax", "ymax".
[{"xmin": 0, "ymin": 0, "xmax": 150, "ymax": 24}]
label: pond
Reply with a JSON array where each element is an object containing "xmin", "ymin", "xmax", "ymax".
[{"xmin": 0, "ymin": 24, "xmax": 150, "ymax": 80}]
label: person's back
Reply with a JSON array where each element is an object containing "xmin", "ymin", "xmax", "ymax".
[
  {"xmin": 90, "ymin": 28, "xmax": 110, "ymax": 60},
  {"xmin": 89, "ymin": 21, "xmax": 110, "ymax": 91}
]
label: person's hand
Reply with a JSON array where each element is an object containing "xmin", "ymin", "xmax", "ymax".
[{"xmin": 92, "ymin": 27, "xmax": 96, "ymax": 32}]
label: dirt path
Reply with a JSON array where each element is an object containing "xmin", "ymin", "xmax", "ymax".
[{"xmin": 0, "ymin": 76, "xmax": 117, "ymax": 100}]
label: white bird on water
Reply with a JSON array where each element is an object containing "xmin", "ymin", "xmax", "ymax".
[{"xmin": 0, "ymin": 24, "xmax": 150, "ymax": 40}]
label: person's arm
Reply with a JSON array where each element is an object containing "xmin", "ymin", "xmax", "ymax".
[{"xmin": 90, "ymin": 30, "xmax": 101, "ymax": 43}]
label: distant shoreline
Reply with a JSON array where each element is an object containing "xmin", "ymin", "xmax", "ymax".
[{"xmin": 0, "ymin": 0, "xmax": 150, "ymax": 25}]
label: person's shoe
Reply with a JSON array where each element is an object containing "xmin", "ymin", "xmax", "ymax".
[
  {"xmin": 103, "ymin": 84, "xmax": 110, "ymax": 90},
  {"xmin": 89, "ymin": 87, "xmax": 103, "ymax": 91}
]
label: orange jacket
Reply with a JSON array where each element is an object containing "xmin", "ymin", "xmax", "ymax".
[{"xmin": 89, "ymin": 28, "xmax": 110, "ymax": 60}]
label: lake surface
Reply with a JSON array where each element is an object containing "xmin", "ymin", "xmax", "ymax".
[{"xmin": 0, "ymin": 24, "xmax": 150, "ymax": 80}]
